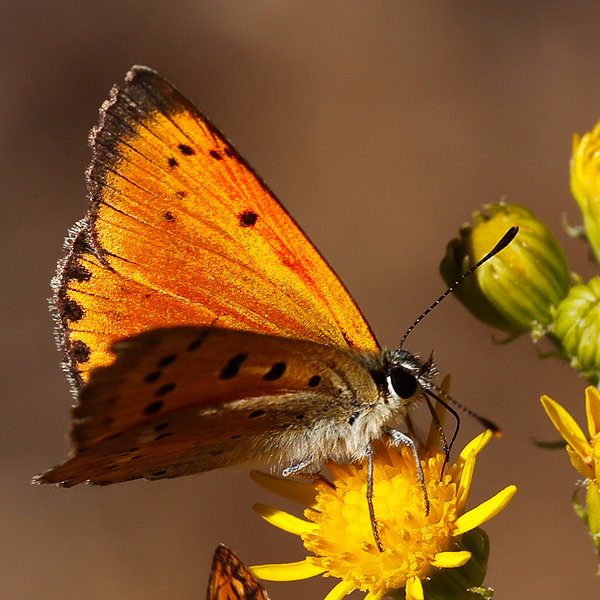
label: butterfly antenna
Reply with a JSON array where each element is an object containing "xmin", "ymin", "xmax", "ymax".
[
  {"xmin": 398, "ymin": 226, "xmax": 518, "ymax": 350},
  {"xmin": 427, "ymin": 382, "xmax": 502, "ymax": 437}
]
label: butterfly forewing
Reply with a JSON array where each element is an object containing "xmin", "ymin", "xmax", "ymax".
[
  {"xmin": 36, "ymin": 326, "xmax": 381, "ymax": 487},
  {"xmin": 56, "ymin": 65, "xmax": 378, "ymax": 389},
  {"xmin": 207, "ymin": 545, "xmax": 270, "ymax": 600}
]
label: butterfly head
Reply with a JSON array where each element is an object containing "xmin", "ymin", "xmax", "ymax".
[{"xmin": 384, "ymin": 349, "xmax": 437, "ymax": 404}]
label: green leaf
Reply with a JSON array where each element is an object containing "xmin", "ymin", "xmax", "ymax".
[
  {"xmin": 572, "ymin": 488, "xmax": 588, "ymax": 525},
  {"xmin": 532, "ymin": 438, "xmax": 567, "ymax": 450}
]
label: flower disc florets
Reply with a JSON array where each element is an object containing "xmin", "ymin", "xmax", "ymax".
[
  {"xmin": 250, "ymin": 419, "xmax": 515, "ymax": 600},
  {"xmin": 303, "ymin": 446, "xmax": 459, "ymax": 592}
]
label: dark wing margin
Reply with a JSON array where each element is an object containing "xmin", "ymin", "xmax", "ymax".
[{"xmin": 51, "ymin": 66, "xmax": 379, "ymax": 394}]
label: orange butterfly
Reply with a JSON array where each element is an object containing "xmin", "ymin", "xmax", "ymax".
[
  {"xmin": 35, "ymin": 67, "xmax": 496, "ymax": 506},
  {"xmin": 207, "ymin": 545, "xmax": 270, "ymax": 600}
]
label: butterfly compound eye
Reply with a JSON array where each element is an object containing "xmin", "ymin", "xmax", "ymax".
[{"xmin": 389, "ymin": 367, "xmax": 419, "ymax": 399}]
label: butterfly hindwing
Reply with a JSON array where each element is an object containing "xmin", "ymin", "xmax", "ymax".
[
  {"xmin": 55, "ymin": 65, "xmax": 378, "ymax": 390},
  {"xmin": 36, "ymin": 326, "xmax": 382, "ymax": 487}
]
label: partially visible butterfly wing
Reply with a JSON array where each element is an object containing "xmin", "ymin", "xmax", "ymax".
[
  {"xmin": 207, "ymin": 545, "xmax": 270, "ymax": 600},
  {"xmin": 56, "ymin": 65, "xmax": 378, "ymax": 390},
  {"xmin": 35, "ymin": 326, "xmax": 380, "ymax": 487}
]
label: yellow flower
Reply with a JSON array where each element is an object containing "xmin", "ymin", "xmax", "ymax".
[
  {"xmin": 541, "ymin": 386, "xmax": 600, "ymax": 482},
  {"xmin": 249, "ymin": 395, "xmax": 516, "ymax": 600},
  {"xmin": 541, "ymin": 386, "xmax": 600, "ymax": 556},
  {"xmin": 571, "ymin": 122, "xmax": 600, "ymax": 264}
]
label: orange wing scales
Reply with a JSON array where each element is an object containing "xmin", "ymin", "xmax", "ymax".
[
  {"xmin": 54, "ymin": 65, "xmax": 377, "ymax": 390},
  {"xmin": 207, "ymin": 545, "xmax": 270, "ymax": 600}
]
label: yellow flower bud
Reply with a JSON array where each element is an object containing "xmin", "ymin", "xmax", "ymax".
[
  {"xmin": 553, "ymin": 276, "xmax": 600, "ymax": 378},
  {"xmin": 571, "ymin": 123, "xmax": 600, "ymax": 264},
  {"xmin": 440, "ymin": 203, "xmax": 570, "ymax": 338}
]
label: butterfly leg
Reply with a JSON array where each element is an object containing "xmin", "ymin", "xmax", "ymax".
[
  {"xmin": 385, "ymin": 428, "xmax": 430, "ymax": 515},
  {"xmin": 283, "ymin": 461, "xmax": 334, "ymax": 488},
  {"xmin": 282, "ymin": 460, "xmax": 313, "ymax": 477},
  {"xmin": 366, "ymin": 445, "xmax": 384, "ymax": 553}
]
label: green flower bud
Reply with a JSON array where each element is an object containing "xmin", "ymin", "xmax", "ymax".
[
  {"xmin": 553, "ymin": 276, "xmax": 600, "ymax": 378},
  {"xmin": 440, "ymin": 203, "xmax": 570, "ymax": 338},
  {"xmin": 571, "ymin": 123, "xmax": 600, "ymax": 264}
]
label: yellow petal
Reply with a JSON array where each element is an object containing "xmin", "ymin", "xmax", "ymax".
[
  {"xmin": 249, "ymin": 559, "xmax": 325, "ymax": 581},
  {"xmin": 252, "ymin": 503, "xmax": 316, "ymax": 536},
  {"xmin": 250, "ymin": 471, "xmax": 318, "ymax": 508},
  {"xmin": 364, "ymin": 590, "xmax": 385, "ymax": 600},
  {"xmin": 457, "ymin": 451, "xmax": 476, "ymax": 509},
  {"xmin": 572, "ymin": 132, "xmax": 582, "ymax": 154},
  {"xmin": 586, "ymin": 386, "xmax": 600, "ymax": 439},
  {"xmin": 586, "ymin": 480, "xmax": 600, "ymax": 542},
  {"xmin": 455, "ymin": 430, "xmax": 493, "ymax": 472},
  {"xmin": 454, "ymin": 485, "xmax": 516, "ymax": 535},
  {"xmin": 323, "ymin": 580, "xmax": 355, "ymax": 600},
  {"xmin": 431, "ymin": 550, "xmax": 472, "ymax": 568},
  {"xmin": 405, "ymin": 576, "xmax": 424, "ymax": 600},
  {"xmin": 566, "ymin": 444, "xmax": 594, "ymax": 479},
  {"xmin": 540, "ymin": 395, "xmax": 590, "ymax": 460},
  {"xmin": 593, "ymin": 439, "xmax": 600, "ymax": 481}
]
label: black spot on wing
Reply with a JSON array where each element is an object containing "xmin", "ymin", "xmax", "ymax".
[
  {"xmin": 187, "ymin": 335, "xmax": 206, "ymax": 351},
  {"xmin": 144, "ymin": 400, "xmax": 164, "ymax": 415},
  {"xmin": 164, "ymin": 211, "xmax": 174, "ymax": 221},
  {"xmin": 176, "ymin": 190, "xmax": 187, "ymax": 199},
  {"xmin": 155, "ymin": 383, "xmax": 176, "ymax": 397},
  {"xmin": 167, "ymin": 157, "xmax": 179, "ymax": 167},
  {"xmin": 249, "ymin": 409, "xmax": 266, "ymax": 418},
  {"xmin": 67, "ymin": 262, "xmax": 92, "ymax": 283},
  {"xmin": 209, "ymin": 149, "xmax": 222, "ymax": 160},
  {"xmin": 178, "ymin": 143, "xmax": 195, "ymax": 155},
  {"xmin": 62, "ymin": 298, "xmax": 84, "ymax": 322},
  {"xmin": 144, "ymin": 370, "xmax": 161, "ymax": 383},
  {"xmin": 308, "ymin": 375, "xmax": 321, "ymax": 387},
  {"xmin": 157, "ymin": 354, "xmax": 177, "ymax": 368},
  {"xmin": 155, "ymin": 432, "xmax": 174, "ymax": 441},
  {"xmin": 239, "ymin": 211, "xmax": 258, "ymax": 227},
  {"xmin": 71, "ymin": 340, "xmax": 91, "ymax": 364},
  {"xmin": 263, "ymin": 362, "xmax": 286, "ymax": 381},
  {"xmin": 155, "ymin": 423, "xmax": 170, "ymax": 432},
  {"xmin": 219, "ymin": 353, "xmax": 247, "ymax": 379}
]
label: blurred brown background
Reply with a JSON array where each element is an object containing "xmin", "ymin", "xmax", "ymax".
[{"xmin": 2, "ymin": 2, "xmax": 600, "ymax": 598}]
